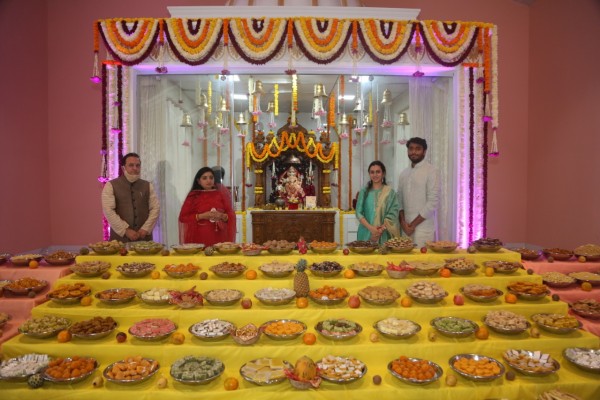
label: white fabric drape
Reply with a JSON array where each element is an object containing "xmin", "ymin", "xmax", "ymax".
[
  {"xmin": 407, "ymin": 77, "xmax": 453, "ymax": 242},
  {"xmin": 138, "ymin": 76, "xmax": 192, "ymax": 246}
]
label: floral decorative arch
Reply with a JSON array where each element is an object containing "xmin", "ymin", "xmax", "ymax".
[{"xmin": 93, "ymin": 17, "xmax": 499, "ymax": 246}]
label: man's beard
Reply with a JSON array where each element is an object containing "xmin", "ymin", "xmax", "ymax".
[{"xmin": 409, "ymin": 154, "xmax": 425, "ymax": 164}]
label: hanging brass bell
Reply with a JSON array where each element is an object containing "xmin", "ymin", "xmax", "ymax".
[
  {"xmin": 266, "ymin": 101, "xmax": 275, "ymax": 113},
  {"xmin": 237, "ymin": 112, "xmax": 247, "ymax": 125},
  {"xmin": 253, "ymin": 80, "xmax": 264, "ymax": 95},
  {"xmin": 353, "ymin": 98, "xmax": 363, "ymax": 113},
  {"xmin": 397, "ymin": 112, "xmax": 410, "ymax": 126},
  {"xmin": 339, "ymin": 113, "xmax": 349, "ymax": 126},
  {"xmin": 180, "ymin": 113, "xmax": 193, "ymax": 127},
  {"xmin": 314, "ymin": 83, "xmax": 326, "ymax": 98},
  {"xmin": 363, "ymin": 115, "xmax": 372, "ymax": 128},
  {"xmin": 381, "ymin": 89, "xmax": 392, "ymax": 105},
  {"xmin": 197, "ymin": 93, "xmax": 208, "ymax": 109},
  {"xmin": 219, "ymin": 98, "xmax": 229, "ymax": 113}
]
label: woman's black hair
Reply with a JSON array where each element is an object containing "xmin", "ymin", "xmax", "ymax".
[
  {"xmin": 366, "ymin": 160, "xmax": 387, "ymax": 191},
  {"xmin": 191, "ymin": 167, "xmax": 215, "ymax": 191}
]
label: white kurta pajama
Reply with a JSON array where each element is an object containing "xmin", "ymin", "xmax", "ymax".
[{"xmin": 397, "ymin": 161, "xmax": 441, "ymax": 247}]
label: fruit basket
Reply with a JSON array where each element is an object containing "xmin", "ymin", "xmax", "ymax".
[
  {"xmin": 170, "ymin": 356, "xmax": 224, "ymax": 385},
  {"xmin": 388, "ymin": 357, "xmax": 443, "ymax": 385}
]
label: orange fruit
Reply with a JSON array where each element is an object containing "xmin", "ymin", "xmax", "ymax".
[
  {"xmin": 400, "ymin": 297, "xmax": 412, "ymax": 308},
  {"xmin": 150, "ymin": 270, "xmax": 160, "ymax": 280},
  {"xmin": 475, "ymin": 326, "xmax": 489, "ymax": 340},
  {"xmin": 296, "ymin": 297, "xmax": 308, "ymax": 308},
  {"xmin": 80, "ymin": 296, "xmax": 92, "ymax": 306},
  {"xmin": 440, "ymin": 268, "xmax": 451, "ymax": 278},
  {"xmin": 28, "ymin": 260, "xmax": 39, "ymax": 269},
  {"xmin": 303, "ymin": 332, "xmax": 317, "ymax": 345},
  {"xmin": 57, "ymin": 330, "xmax": 72, "ymax": 343},
  {"xmin": 224, "ymin": 377, "xmax": 239, "ymax": 391},
  {"xmin": 505, "ymin": 293, "xmax": 518, "ymax": 304},
  {"xmin": 170, "ymin": 332, "xmax": 185, "ymax": 345},
  {"xmin": 581, "ymin": 282, "xmax": 593, "ymax": 292},
  {"xmin": 245, "ymin": 270, "xmax": 257, "ymax": 280},
  {"xmin": 344, "ymin": 269, "xmax": 355, "ymax": 279},
  {"xmin": 484, "ymin": 267, "xmax": 495, "ymax": 277}
]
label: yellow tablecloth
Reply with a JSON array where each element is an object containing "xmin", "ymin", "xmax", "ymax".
[{"xmin": 2, "ymin": 249, "xmax": 599, "ymax": 400}]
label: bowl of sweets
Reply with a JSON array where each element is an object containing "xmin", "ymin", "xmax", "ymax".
[
  {"xmin": 128, "ymin": 318, "xmax": 177, "ymax": 341},
  {"xmin": 69, "ymin": 316, "xmax": 117, "ymax": 340},
  {"xmin": 357, "ymin": 286, "xmax": 400, "ymax": 306},
  {"xmin": 459, "ymin": 284, "xmax": 503, "ymax": 303},
  {"xmin": 471, "ymin": 237, "xmax": 503, "ymax": 252},
  {"xmin": 317, "ymin": 355, "xmax": 367, "ymax": 384},
  {"xmin": 483, "ymin": 260, "xmax": 522, "ymax": 274},
  {"xmin": 170, "ymin": 356, "xmax": 224, "ymax": 385},
  {"xmin": 116, "ymin": 262, "xmax": 156, "ymax": 278},
  {"xmin": 448, "ymin": 354, "xmax": 505, "ymax": 382},
  {"xmin": 10, "ymin": 254, "xmax": 43, "ymax": 267},
  {"xmin": 264, "ymin": 240, "xmax": 296, "ymax": 255},
  {"xmin": 346, "ymin": 240, "xmax": 379, "ymax": 254},
  {"xmin": 384, "ymin": 237, "xmax": 415, "ymax": 253},
  {"xmin": 46, "ymin": 282, "xmax": 91, "ymax": 304},
  {"xmin": 89, "ymin": 240, "xmax": 124, "ymax": 255},
  {"xmin": 261, "ymin": 319, "xmax": 307, "ymax": 341},
  {"xmin": 315, "ymin": 319, "xmax": 362, "ymax": 341},
  {"xmin": 95, "ymin": 288, "xmax": 137, "ymax": 305},
  {"xmin": 171, "ymin": 243, "xmax": 204, "ymax": 255},
  {"xmin": 506, "ymin": 281, "xmax": 550, "ymax": 301},
  {"xmin": 214, "ymin": 242, "xmax": 241, "ymax": 255},
  {"xmin": 254, "ymin": 287, "xmax": 296, "ymax": 306},
  {"xmin": 308, "ymin": 285, "xmax": 348, "ymax": 305},
  {"xmin": 70, "ymin": 261, "xmax": 111, "ymax": 277},
  {"xmin": 258, "ymin": 261, "xmax": 295, "ymax": 278},
  {"xmin": 308, "ymin": 261, "xmax": 343, "ymax": 277},
  {"xmin": 189, "ymin": 319, "xmax": 234, "ymax": 341},
  {"xmin": 44, "ymin": 357, "xmax": 98, "ymax": 384},
  {"xmin": 163, "ymin": 263, "xmax": 199, "ymax": 279},
  {"xmin": 43, "ymin": 250, "xmax": 77, "ymax": 266},
  {"xmin": 128, "ymin": 241, "xmax": 164, "ymax": 255},
  {"xmin": 103, "ymin": 356, "xmax": 159, "ymax": 385},
  {"xmin": 531, "ymin": 313, "xmax": 582, "ymax": 334},
  {"xmin": 241, "ymin": 243, "xmax": 265, "ymax": 256},
  {"xmin": 373, "ymin": 318, "xmax": 421, "ymax": 340},
  {"xmin": 542, "ymin": 247, "xmax": 574, "ymax": 261},
  {"xmin": 204, "ymin": 289, "xmax": 244, "ymax": 306},
  {"xmin": 4, "ymin": 278, "xmax": 48, "ymax": 295},
  {"xmin": 349, "ymin": 261, "xmax": 384, "ymax": 277},
  {"xmin": 563, "ymin": 348, "xmax": 600, "ymax": 374},
  {"xmin": 18, "ymin": 315, "xmax": 72, "ymax": 339},
  {"xmin": 209, "ymin": 262, "xmax": 247, "ymax": 278},
  {"xmin": 502, "ymin": 349, "xmax": 560, "ymax": 377},
  {"xmin": 309, "ymin": 241, "xmax": 338, "ymax": 254},
  {"xmin": 482, "ymin": 310, "xmax": 530, "ymax": 335},
  {"xmin": 388, "ymin": 357, "xmax": 443, "ymax": 385},
  {"xmin": 574, "ymin": 244, "xmax": 600, "ymax": 261},
  {"xmin": 425, "ymin": 240, "xmax": 458, "ymax": 253}
]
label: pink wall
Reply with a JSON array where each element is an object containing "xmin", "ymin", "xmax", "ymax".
[
  {"xmin": 527, "ymin": 0, "xmax": 600, "ymax": 248},
  {"xmin": 0, "ymin": 0, "xmax": 50, "ymax": 253},
  {"xmin": 2, "ymin": 0, "xmax": 594, "ymax": 251}
]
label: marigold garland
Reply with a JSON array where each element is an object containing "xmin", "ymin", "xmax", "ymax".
[
  {"xmin": 223, "ymin": 18, "xmax": 229, "ymax": 46},
  {"xmin": 246, "ymin": 131, "xmax": 338, "ymax": 167},
  {"xmin": 483, "ymin": 27, "xmax": 492, "ymax": 93},
  {"xmin": 287, "ymin": 19, "xmax": 294, "ymax": 48},
  {"xmin": 94, "ymin": 20, "xmax": 100, "ymax": 52},
  {"xmin": 351, "ymin": 20, "xmax": 358, "ymax": 52}
]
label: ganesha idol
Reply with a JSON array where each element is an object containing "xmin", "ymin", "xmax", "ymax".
[{"xmin": 278, "ymin": 166, "xmax": 305, "ymax": 209}]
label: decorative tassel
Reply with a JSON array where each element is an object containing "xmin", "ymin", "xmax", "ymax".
[
  {"xmin": 483, "ymin": 97, "xmax": 493, "ymax": 122},
  {"xmin": 489, "ymin": 127, "xmax": 499, "ymax": 157},
  {"xmin": 90, "ymin": 52, "xmax": 101, "ymax": 83}
]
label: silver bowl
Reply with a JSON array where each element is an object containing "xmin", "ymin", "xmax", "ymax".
[
  {"xmin": 426, "ymin": 242, "xmax": 458, "ymax": 253},
  {"xmin": 349, "ymin": 264, "xmax": 384, "ymax": 277},
  {"xmin": 347, "ymin": 246, "xmax": 376, "ymax": 254},
  {"xmin": 4, "ymin": 279, "xmax": 48, "ymax": 295},
  {"xmin": 309, "ymin": 245, "xmax": 338, "ymax": 254},
  {"xmin": 430, "ymin": 316, "xmax": 478, "ymax": 338},
  {"xmin": 242, "ymin": 249, "xmax": 264, "ymax": 256},
  {"xmin": 315, "ymin": 319, "xmax": 362, "ymax": 341},
  {"xmin": 563, "ymin": 348, "xmax": 600, "ymax": 374},
  {"xmin": 204, "ymin": 289, "xmax": 244, "ymax": 306},
  {"xmin": 171, "ymin": 244, "xmax": 204, "ymax": 255},
  {"xmin": 542, "ymin": 250, "xmax": 573, "ymax": 261},
  {"xmin": 483, "ymin": 318, "xmax": 531, "ymax": 335},
  {"xmin": 43, "ymin": 254, "xmax": 77, "ymax": 266},
  {"xmin": 483, "ymin": 261, "xmax": 521, "ymax": 274},
  {"xmin": 373, "ymin": 319, "xmax": 421, "ymax": 339},
  {"xmin": 70, "ymin": 261, "xmax": 111, "ymax": 277},
  {"xmin": 254, "ymin": 290, "xmax": 296, "ymax": 306},
  {"xmin": 95, "ymin": 288, "xmax": 137, "ymax": 305},
  {"xmin": 317, "ymin": 357, "xmax": 367, "ymax": 384},
  {"xmin": 19, "ymin": 324, "xmax": 70, "ymax": 339},
  {"xmin": 129, "ymin": 244, "xmax": 164, "ymax": 255},
  {"xmin": 0, "ymin": 354, "xmax": 51, "ymax": 381},
  {"xmin": 209, "ymin": 264, "xmax": 247, "ymax": 278},
  {"xmin": 163, "ymin": 266, "xmax": 199, "ymax": 279},
  {"xmin": 103, "ymin": 358, "xmax": 159, "ymax": 384},
  {"xmin": 386, "ymin": 269, "xmax": 411, "ymax": 279},
  {"xmin": 70, "ymin": 324, "xmax": 117, "ymax": 340},
  {"xmin": 116, "ymin": 263, "xmax": 155, "ymax": 278},
  {"xmin": 47, "ymin": 293, "xmax": 88, "ymax": 305},
  {"xmin": 569, "ymin": 304, "xmax": 600, "ymax": 320},
  {"xmin": 267, "ymin": 247, "xmax": 294, "ymax": 255},
  {"xmin": 410, "ymin": 262, "xmax": 443, "ymax": 276},
  {"xmin": 446, "ymin": 264, "xmax": 477, "ymax": 275},
  {"xmin": 309, "ymin": 262, "xmax": 343, "ymax": 277},
  {"xmin": 170, "ymin": 356, "xmax": 224, "ymax": 385},
  {"xmin": 388, "ymin": 358, "xmax": 443, "ymax": 385},
  {"xmin": 309, "ymin": 293, "xmax": 348, "ymax": 306},
  {"xmin": 459, "ymin": 287, "xmax": 503, "ymax": 303},
  {"xmin": 531, "ymin": 313, "xmax": 582, "ymax": 334},
  {"xmin": 137, "ymin": 289, "xmax": 171, "ymax": 305},
  {"xmin": 475, "ymin": 244, "xmax": 502, "ymax": 252},
  {"xmin": 406, "ymin": 290, "xmax": 448, "ymax": 304},
  {"xmin": 214, "ymin": 245, "xmax": 241, "ymax": 255},
  {"xmin": 543, "ymin": 279, "xmax": 576, "ymax": 288},
  {"xmin": 129, "ymin": 319, "xmax": 177, "ymax": 341},
  {"xmin": 189, "ymin": 319, "xmax": 234, "ymax": 341},
  {"xmin": 258, "ymin": 265, "xmax": 295, "ymax": 278},
  {"xmin": 89, "ymin": 246, "xmax": 121, "ymax": 255},
  {"xmin": 358, "ymin": 291, "xmax": 400, "ymax": 306},
  {"xmin": 10, "ymin": 254, "xmax": 43, "ymax": 266},
  {"xmin": 240, "ymin": 358, "xmax": 292, "ymax": 386},
  {"xmin": 448, "ymin": 354, "xmax": 505, "ymax": 382},
  {"xmin": 261, "ymin": 319, "xmax": 307, "ymax": 341},
  {"xmin": 508, "ymin": 289, "xmax": 550, "ymax": 301},
  {"xmin": 43, "ymin": 358, "xmax": 98, "ymax": 384},
  {"xmin": 387, "ymin": 245, "xmax": 415, "ymax": 254},
  {"xmin": 502, "ymin": 350, "xmax": 560, "ymax": 376}
]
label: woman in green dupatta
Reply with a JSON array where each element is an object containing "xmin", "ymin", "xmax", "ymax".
[{"xmin": 355, "ymin": 161, "xmax": 401, "ymax": 245}]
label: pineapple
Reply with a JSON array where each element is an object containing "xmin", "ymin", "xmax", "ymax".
[{"xmin": 294, "ymin": 259, "xmax": 310, "ymax": 298}]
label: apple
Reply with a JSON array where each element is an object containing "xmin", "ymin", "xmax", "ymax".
[
  {"xmin": 116, "ymin": 332, "xmax": 127, "ymax": 343},
  {"xmin": 241, "ymin": 298, "xmax": 252, "ymax": 309},
  {"xmin": 119, "ymin": 248, "xmax": 128, "ymax": 256},
  {"xmin": 348, "ymin": 295, "xmax": 361, "ymax": 308},
  {"xmin": 453, "ymin": 294, "xmax": 464, "ymax": 306},
  {"xmin": 299, "ymin": 247, "xmax": 307, "ymax": 255},
  {"xmin": 420, "ymin": 247, "xmax": 427, "ymax": 254},
  {"xmin": 343, "ymin": 248, "xmax": 350, "ymax": 255}
]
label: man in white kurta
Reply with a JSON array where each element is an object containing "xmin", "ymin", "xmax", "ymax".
[{"xmin": 397, "ymin": 138, "xmax": 440, "ymax": 247}]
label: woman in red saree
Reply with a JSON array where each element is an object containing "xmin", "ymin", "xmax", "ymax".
[{"xmin": 178, "ymin": 167, "xmax": 236, "ymax": 246}]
